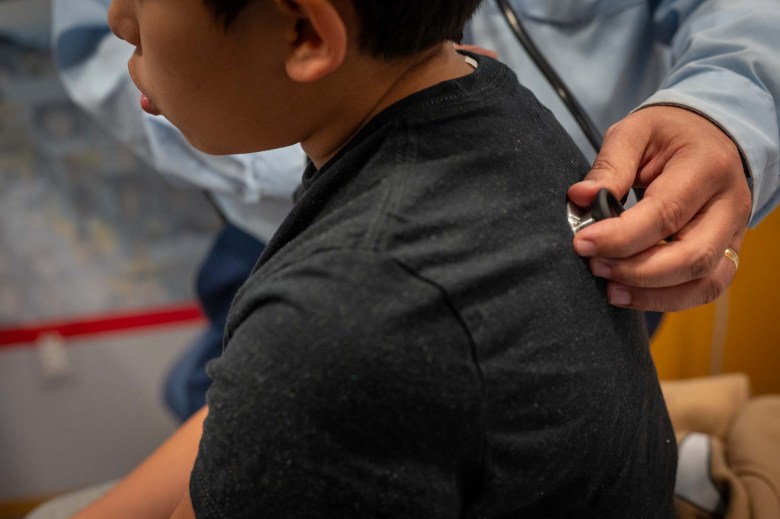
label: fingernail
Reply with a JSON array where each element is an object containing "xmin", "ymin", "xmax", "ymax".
[
  {"xmin": 574, "ymin": 239, "xmax": 597, "ymax": 257},
  {"xmin": 610, "ymin": 286, "xmax": 631, "ymax": 307},
  {"xmin": 591, "ymin": 261, "xmax": 611, "ymax": 279},
  {"xmin": 571, "ymin": 179, "xmax": 598, "ymax": 189}
]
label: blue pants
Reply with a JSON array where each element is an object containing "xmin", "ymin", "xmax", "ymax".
[
  {"xmin": 646, "ymin": 311, "xmax": 664, "ymax": 338},
  {"xmin": 164, "ymin": 223, "xmax": 266, "ymax": 421}
]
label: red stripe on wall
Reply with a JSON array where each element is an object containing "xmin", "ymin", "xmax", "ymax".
[{"xmin": 0, "ymin": 304, "xmax": 205, "ymax": 348}]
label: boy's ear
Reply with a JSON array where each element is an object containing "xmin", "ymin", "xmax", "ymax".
[{"xmin": 275, "ymin": 0, "xmax": 348, "ymax": 83}]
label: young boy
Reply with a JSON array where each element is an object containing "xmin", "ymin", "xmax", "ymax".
[{"xmin": 79, "ymin": 0, "xmax": 676, "ymax": 517}]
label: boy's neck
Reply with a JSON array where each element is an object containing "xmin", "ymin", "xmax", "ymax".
[{"xmin": 301, "ymin": 43, "xmax": 476, "ymax": 169}]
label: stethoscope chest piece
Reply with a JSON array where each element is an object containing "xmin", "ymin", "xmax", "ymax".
[{"xmin": 567, "ymin": 188, "xmax": 625, "ymax": 234}]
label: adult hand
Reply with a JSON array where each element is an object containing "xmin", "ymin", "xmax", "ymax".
[{"xmin": 567, "ymin": 105, "xmax": 752, "ymax": 312}]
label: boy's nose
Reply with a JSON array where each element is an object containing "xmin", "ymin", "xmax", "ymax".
[{"xmin": 108, "ymin": 0, "xmax": 141, "ymax": 47}]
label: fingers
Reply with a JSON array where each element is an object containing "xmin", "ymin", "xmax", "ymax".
[
  {"xmin": 573, "ymin": 194, "xmax": 696, "ymax": 258},
  {"xmin": 567, "ymin": 106, "xmax": 753, "ymax": 312},
  {"xmin": 567, "ymin": 118, "xmax": 649, "ymax": 208},
  {"xmin": 572, "ymin": 122, "xmax": 722, "ymax": 258},
  {"xmin": 572, "ymin": 168, "xmax": 718, "ymax": 259},
  {"xmin": 587, "ymin": 194, "xmax": 743, "ymax": 287},
  {"xmin": 571, "ymin": 106, "xmax": 745, "ymax": 259},
  {"xmin": 586, "ymin": 190, "xmax": 747, "ymax": 312},
  {"xmin": 604, "ymin": 248, "xmax": 740, "ymax": 312}
]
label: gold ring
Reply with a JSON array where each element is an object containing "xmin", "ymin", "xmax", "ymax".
[{"xmin": 724, "ymin": 248, "xmax": 739, "ymax": 271}]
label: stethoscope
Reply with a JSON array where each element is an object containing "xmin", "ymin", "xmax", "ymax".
[
  {"xmin": 496, "ymin": 0, "xmax": 604, "ymax": 152},
  {"xmin": 495, "ymin": 0, "xmax": 629, "ymax": 231}
]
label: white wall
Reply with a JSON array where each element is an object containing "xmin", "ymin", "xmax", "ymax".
[{"xmin": 0, "ymin": 325, "xmax": 199, "ymax": 500}]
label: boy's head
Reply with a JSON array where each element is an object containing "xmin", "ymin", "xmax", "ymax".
[
  {"xmin": 108, "ymin": 0, "xmax": 482, "ymax": 160},
  {"xmin": 204, "ymin": 1, "xmax": 481, "ymax": 60}
]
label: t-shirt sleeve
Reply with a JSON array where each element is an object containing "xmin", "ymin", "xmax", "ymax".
[{"xmin": 189, "ymin": 249, "xmax": 483, "ymax": 519}]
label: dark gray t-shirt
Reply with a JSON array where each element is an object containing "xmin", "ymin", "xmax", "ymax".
[{"xmin": 190, "ymin": 55, "xmax": 676, "ymax": 518}]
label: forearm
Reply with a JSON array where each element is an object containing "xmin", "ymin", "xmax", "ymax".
[
  {"xmin": 648, "ymin": 0, "xmax": 780, "ymax": 225},
  {"xmin": 73, "ymin": 406, "xmax": 207, "ymax": 519}
]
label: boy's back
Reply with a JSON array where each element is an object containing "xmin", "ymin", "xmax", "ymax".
[
  {"xmin": 191, "ymin": 55, "xmax": 677, "ymax": 517},
  {"xmin": 95, "ymin": 1, "xmax": 677, "ymax": 517}
]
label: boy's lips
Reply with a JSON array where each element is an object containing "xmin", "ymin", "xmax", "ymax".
[{"xmin": 140, "ymin": 93, "xmax": 161, "ymax": 116}]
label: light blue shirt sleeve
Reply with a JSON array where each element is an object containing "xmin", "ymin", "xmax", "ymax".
[
  {"xmin": 470, "ymin": 0, "xmax": 780, "ymax": 226},
  {"xmin": 51, "ymin": 0, "xmax": 303, "ymax": 240},
  {"xmin": 642, "ymin": 0, "xmax": 780, "ymax": 225}
]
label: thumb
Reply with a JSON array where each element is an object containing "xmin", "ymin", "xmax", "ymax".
[{"xmin": 568, "ymin": 120, "xmax": 648, "ymax": 207}]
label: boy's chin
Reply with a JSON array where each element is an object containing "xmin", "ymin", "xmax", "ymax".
[
  {"xmin": 183, "ymin": 130, "xmax": 294, "ymax": 157},
  {"xmin": 183, "ymin": 133, "xmax": 281, "ymax": 156}
]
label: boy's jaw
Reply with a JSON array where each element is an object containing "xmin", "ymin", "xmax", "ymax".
[
  {"xmin": 126, "ymin": 44, "xmax": 477, "ymax": 164},
  {"xmin": 140, "ymin": 93, "xmax": 161, "ymax": 116}
]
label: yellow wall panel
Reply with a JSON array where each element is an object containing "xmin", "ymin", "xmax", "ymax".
[{"xmin": 652, "ymin": 207, "xmax": 780, "ymax": 395}]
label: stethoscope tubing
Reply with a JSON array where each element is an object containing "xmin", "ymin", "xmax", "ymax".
[{"xmin": 495, "ymin": 0, "xmax": 604, "ymax": 152}]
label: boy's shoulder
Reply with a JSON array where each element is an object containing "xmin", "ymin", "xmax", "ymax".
[
  {"xmin": 203, "ymin": 56, "xmax": 672, "ymax": 519},
  {"xmin": 245, "ymin": 54, "xmax": 594, "ymax": 309}
]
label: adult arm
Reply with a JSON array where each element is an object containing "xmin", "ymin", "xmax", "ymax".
[
  {"xmin": 568, "ymin": 0, "xmax": 780, "ymax": 311},
  {"xmin": 72, "ymin": 406, "xmax": 206, "ymax": 519}
]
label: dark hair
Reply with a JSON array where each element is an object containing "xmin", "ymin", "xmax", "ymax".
[{"xmin": 203, "ymin": 0, "xmax": 484, "ymax": 59}]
